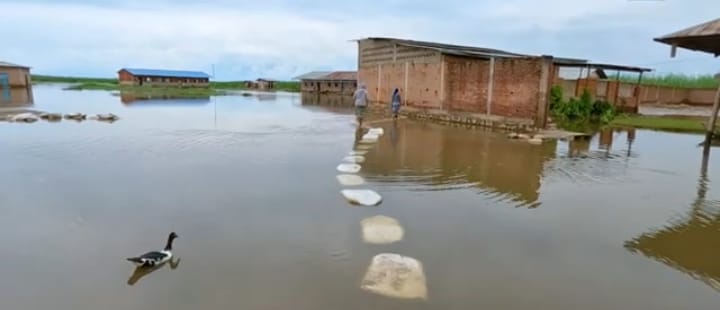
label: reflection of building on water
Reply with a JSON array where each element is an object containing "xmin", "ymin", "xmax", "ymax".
[
  {"xmin": 359, "ymin": 120, "xmax": 557, "ymax": 207},
  {"xmin": 119, "ymin": 91, "xmax": 210, "ymax": 106},
  {"xmin": 566, "ymin": 128, "xmax": 636, "ymax": 157},
  {"xmin": 0, "ymin": 61, "xmax": 33, "ymax": 106},
  {"xmin": 624, "ymin": 160, "xmax": 720, "ymax": 291},
  {"xmin": 300, "ymin": 93, "xmax": 355, "ymax": 114}
]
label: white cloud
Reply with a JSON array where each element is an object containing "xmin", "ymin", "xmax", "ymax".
[{"xmin": 1, "ymin": 0, "xmax": 719, "ymax": 80}]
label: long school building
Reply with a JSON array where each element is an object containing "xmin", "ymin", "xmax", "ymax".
[{"xmin": 356, "ymin": 37, "xmax": 650, "ymax": 129}]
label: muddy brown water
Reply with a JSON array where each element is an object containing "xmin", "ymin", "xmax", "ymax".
[{"xmin": 1, "ymin": 85, "xmax": 720, "ymax": 309}]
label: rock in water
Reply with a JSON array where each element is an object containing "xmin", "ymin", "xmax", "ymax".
[
  {"xmin": 528, "ymin": 138, "xmax": 543, "ymax": 145},
  {"xmin": 337, "ymin": 163, "xmax": 361, "ymax": 174},
  {"xmin": 361, "ymin": 215, "xmax": 404, "ymax": 244},
  {"xmin": 336, "ymin": 174, "xmax": 365, "ymax": 186},
  {"xmin": 361, "ymin": 253, "xmax": 428, "ymax": 300},
  {"xmin": 10, "ymin": 113, "xmax": 39, "ymax": 123},
  {"xmin": 342, "ymin": 155, "xmax": 365, "ymax": 163},
  {"xmin": 340, "ymin": 189, "xmax": 382, "ymax": 206}
]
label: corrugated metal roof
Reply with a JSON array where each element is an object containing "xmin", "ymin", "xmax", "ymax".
[
  {"xmin": 293, "ymin": 71, "xmax": 332, "ymax": 80},
  {"xmin": 359, "ymin": 37, "xmax": 588, "ymax": 63},
  {"xmin": 0, "ymin": 61, "xmax": 29, "ymax": 68},
  {"xmin": 323, "ymin": 71, "xmax": 357, "ymax": 80},
  {"xmin": 654, "ymin": 18, "xmax": 720, "ymax": 56},
  {"xmin": 555, "ymin": 62, "xmax": 652, "ymax": 73},
  {"xmin": 293, "ymin": 71, "xmax": 357, "ymax": 81},
  {"xmin": 120, "ymin": 68, "xmax": 210, "ymax": 78}
]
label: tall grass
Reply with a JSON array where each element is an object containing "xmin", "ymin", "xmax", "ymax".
[{"xmin": 615, "ymin": 73, "xmax": 719, "ymax": 89}]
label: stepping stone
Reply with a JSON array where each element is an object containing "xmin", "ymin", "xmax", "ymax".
[
  {"xmin": 360, "ymin": 134, "xmax": 379, "ymax": 144},
  {"xmin": 361, "ymin": 215, "xmax": 404, "ymax": 244},
  {"xmin": 349, "ymin": 150, "xmax": 368, "ymax": 156},
  {"xmin": 337, "ymin": 163, "xmax": 361, "ymax": 173},
  {"xmin": 368, "ymin": 128, "xmax": 384, "ymax": 136},
  {"xmin": 340, "ymin": 189, "xmax": 382, "ymax": 206},
  {"xmin": 336, "ymin": 174, "xmax": 365, "ymax": 186},
  {"xmin": 342, "ymin": 155, "xmax": 365, "ymax": 163},
  {"xmin": 355, "ymin": 144, "xmax": 374, "ymax": 150},
  {"xmin": 360, "ymin": 253, "xmax": 428, "ymax": 300}
]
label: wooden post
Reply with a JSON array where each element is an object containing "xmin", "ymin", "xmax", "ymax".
[
  {"xmin": 487, "ymin": 57, "xmax": 495, "ymax": 115},
  {"xmin": 575, "ymin": 67, "xmax": 583, "ymax": 96},
  {"xmin": 614, "ymin": 70, "xmax": 621, "ymax": 106},
  {"xmin": 703, "ymin": 83, "xmax": 720, "ymax": 148}
]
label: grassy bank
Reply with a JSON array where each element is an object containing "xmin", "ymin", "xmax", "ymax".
[
  {"xmin": 33, "ymin": 74, "xmax": 301, "ymax": 92},
  {"xmin": 62, "ymin": 82, "xmax": 224, "ymax": 97},
  {"xmin": 616, "ymin": 73, "xmax": 719, "ymax": 89},
  {"xmin": 610, "ymin": 114, "xmax": 719, "ymax": 133}
]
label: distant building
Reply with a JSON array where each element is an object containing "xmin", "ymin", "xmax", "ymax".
[
  {"xmin": 0, "ymin": 61, "xmax": 33, "ymax": 105},
  {"xmin": 244, "ymin": 78, "xmax": 275, "ymax": 90},
  {"xmin": 294, "ymin": 71, "xmax": 357, "ymax": 95},
  {"xmin": 118, "ymin": 68, "xmax": 211, "ymax": 87}
]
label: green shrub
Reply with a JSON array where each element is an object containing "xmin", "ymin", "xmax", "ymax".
[{"xmin": 549, "ymin": 86, "xmax": 618, "ymax": 130}]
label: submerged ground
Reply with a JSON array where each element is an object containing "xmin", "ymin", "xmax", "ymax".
[{"xmin": 1, "ymin": 85, "xmax": 719, "ymax": 309}]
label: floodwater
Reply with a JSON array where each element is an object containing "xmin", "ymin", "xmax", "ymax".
[{"xmin": 1, "ymin": 85, "xmax": 720, "ymax": 309}]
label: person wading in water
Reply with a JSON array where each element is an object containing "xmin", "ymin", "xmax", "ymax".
[
  {"xmin": 391, "ymin": 88, "xmax": 401, "ymax": 119},
  {"xmin": 353, "ymin": 84, "xmax": 370, "ymax": 126}
]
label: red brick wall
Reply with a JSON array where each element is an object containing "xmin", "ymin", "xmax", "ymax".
[
  {"xmin": 359, "ymin": 62, "xmax": 444, "ymax": 109},
  {"xmin": 445, "ymin": 55, "xmax": 490, "ymax": 113},
  {"xmin": 489, "ymin": 58, "xmax": 544, "ymax": 120},
  {"xmin": 118, "ymin": 70, "xmax": 134, "ymax": 82}
]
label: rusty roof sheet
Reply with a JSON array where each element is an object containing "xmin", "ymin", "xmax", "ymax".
[
  {"xmin": 323, "ymin": 71, "xmax": 357, "ymax": 80},
  {"xmin": 655, "ymin": 18, "xmax": 720, "ymax": 56},
  {"xmin": 358, "ymin": 37, "xmax": 588, "ymax": 63},
  {"xmin": 294, "ymin": 71, "xmax": 356, "ymax": 81},
  {"xmin": 0, "ymin": 61, "xmax": 29, "ymax": 69}
]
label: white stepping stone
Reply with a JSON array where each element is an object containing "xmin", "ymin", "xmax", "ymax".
[
  {"xmin": 342, "ymin": 155, "xmax": 365, "ymax": 163},
  {"xmin": 368, "ymin": 128, "xmax": 384, "ymax": 136},
  {"xmin": 360, "ymin": 253, "xmax": 428, "ymax": 300},
  {"xmin": 336, "ymin": 174, "xmax": 365, "ymax": 186},
  {"xmin": 340, "ymin": 189, "xmax": 382, "ymax": 206},
  {"xmin": 361, "ymin": 215, "xmax": 404, "ymax": 244},
  {"xmin": 337, "ymin": 163, "xmax": 361, "ymax": 173},
  {"xmin": 360, "ymin": 134, "xmax": 379, "ymax": 144},
  {"xmin": 349, "ymin": 150, "xmax": 368, "ymax": 156}
]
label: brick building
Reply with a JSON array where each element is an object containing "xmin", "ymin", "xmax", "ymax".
[
  {"xmin": 118, "ymin": 68, "xmax": 210, "ymax": 87},
  {"xmin": 355, "ymin": 37, "xmax": 650, "ymax": 129},
  {"xmin": 0, "ymin": 61, "xmax": 33, "ymax": 105},
  {"xmin": 295, "ymin": 71, "xmax": 357, "ymax": 95}
]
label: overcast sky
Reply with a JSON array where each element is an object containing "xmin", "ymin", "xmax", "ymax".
[{"xmin": 1, "ymin": 0, "xmax": 718, "ymax": 80}]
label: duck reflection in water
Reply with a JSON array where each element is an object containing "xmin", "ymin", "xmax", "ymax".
[{"xmin": 126, "ymin": 257, "xmax": 181, "ymax": 286}]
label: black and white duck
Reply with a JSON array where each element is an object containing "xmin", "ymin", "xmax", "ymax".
[{"xmin": 127, "ymin": 232, "xmax": 178, "ymax": 267}]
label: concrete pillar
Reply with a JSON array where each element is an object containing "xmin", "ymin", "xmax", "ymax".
[
  {"xmin": 377, "ymin": 64, "xmax": 382, "ymax": 103},
  {"xmin": 536, "ymin": 56, "xmax": 553, "ymax": 129},
  {"xmin": 487, "ymin": 57, "xmax": 495, "ymax": 115},
  {"xmin": 439, "ymin": 56, "xmax": 446, "ymax": 109},
  {"xmin": 404, "ymin": 62, "xmax": 409, "ymax": 105}
]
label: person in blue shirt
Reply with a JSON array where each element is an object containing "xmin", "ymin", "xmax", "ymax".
[{"xmin": 391, "ymin": 88, "xmax": 401, "ymax": 119}]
